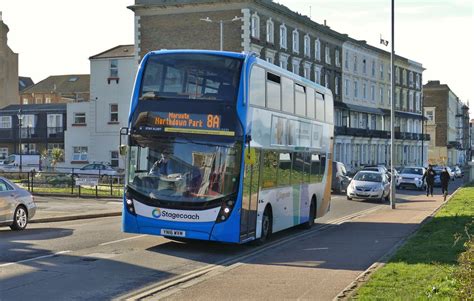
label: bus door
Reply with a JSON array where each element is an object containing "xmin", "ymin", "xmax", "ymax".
[{"xmin": 240, "ymin": 148, "xmax": 260, "ymax": 242}]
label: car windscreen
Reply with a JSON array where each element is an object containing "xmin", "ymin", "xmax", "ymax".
[
  {"xmin": 401, "ymin": 168, "xmax": 423, "ymax": 175},
  {"xmin": 354, "ymin": 172, "xmax": 382, "ymax": 182}
]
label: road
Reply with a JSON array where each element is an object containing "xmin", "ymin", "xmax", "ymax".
[{"xmin": 0, "ymin": 181, "xmax": 463, "ymax": 300}]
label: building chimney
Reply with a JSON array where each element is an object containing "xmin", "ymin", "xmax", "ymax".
[
  {"xmin": 324, "ymin": 19, "xmax": 327, "ymax": 26},
  {"xmin": 0, "ymin": 11, "xmax": 3, "ymax": 21}
]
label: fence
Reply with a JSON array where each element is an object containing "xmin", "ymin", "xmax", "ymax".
[{"xmin": 1, "ymin": 170, "xmax": 125, "ymax": 198}]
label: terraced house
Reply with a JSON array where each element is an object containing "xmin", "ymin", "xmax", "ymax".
[
  {"xmin": 129, "ymin": 0, "xmax": 345, "ymax": 100},
  {"xmin": 129, "ymin": 0, "xmax": 428, "ymax": 169},
  {"xmin": 335, "ymin": 39, "xmax": 426, "ymax": 169}
]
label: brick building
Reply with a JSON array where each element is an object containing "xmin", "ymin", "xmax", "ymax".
[
  {"xmin": 129, "ymin": 0, "xmax": 345, "ymax": 100},
  {"xmin": 423, "ymin": 80, "xmax": 470, "ymax": 166},
  {"xmin": 129, "ymin": 0, "xmax": 427, "ymax": 169},
  {"xmin": 0, "ymin": 12, "xmax": 19, "ymax": 109},
  {"xmin": 20, "ymin": 74, "xmax": 90, "ymax": 105}
]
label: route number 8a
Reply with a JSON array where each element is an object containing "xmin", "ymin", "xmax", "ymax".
[{"xmin": 207, "ymin": 114, "xmax": 221, "ymax": 129}]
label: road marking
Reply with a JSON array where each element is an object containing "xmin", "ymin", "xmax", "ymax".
[
  {"xmin": 0, "ymin": 250, "xmax": 72, "ymax": 268},
  {"xmin": 99, "ymin": 235, "xmax": 147, "ymax": 246},
  {"xmin": 121, "ymin": 205, "xmax": 384, "ymax": 300}
]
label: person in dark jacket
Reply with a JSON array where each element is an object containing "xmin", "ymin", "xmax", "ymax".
[
  {"xmin": 440, "ymin": 167, "xmax": 451, "ymax": 196},
  {"xmin": 422, "ymin": 165, "xmax": 436, "ymax": 197}
]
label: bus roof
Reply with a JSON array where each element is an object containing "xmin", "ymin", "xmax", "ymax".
[{"xmin": 146, "ymin": 49, "xmax": 247, "ymax": 60}]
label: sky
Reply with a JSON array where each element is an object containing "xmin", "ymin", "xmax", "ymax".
[{"xmin": 1, "ymin": 0, "xmax": 473, "ymax": 117}]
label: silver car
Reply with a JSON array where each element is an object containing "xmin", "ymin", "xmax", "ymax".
[
  {"xmin": 0, "ymin": 177, "xmax": 36, "ymax": 230},
  {"xmin": 346, "ymin": 171, "xmax": 391, "ymax": 203}
]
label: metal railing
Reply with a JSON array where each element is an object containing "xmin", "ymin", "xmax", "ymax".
[
  {"xmin": 1, "ymin": 170, "xmax": 124, "ymax": 198},
  {"xmin": 0, "ymin": 127, "xmax": 65, "ymax": 141}
]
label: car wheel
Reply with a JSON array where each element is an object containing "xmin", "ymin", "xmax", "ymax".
[
  {"xmin": 10, "ymin": 205, "xmax": 28, "ymax": 231},
  {"xmin": 384, "ymin": 194, "xmax": 390, "ymax": 202},
  {"xmin": 302, "ymin": 198, "xmax": 316, "ymax": 229},
  {"xmin": 346, "ymin": 195, "xmax": 352, "ymax": 201},
  {"xmin": 258, "ymin": 207, "xmax": 272, "ymax": 244}
]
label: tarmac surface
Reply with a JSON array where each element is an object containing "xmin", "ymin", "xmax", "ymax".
[{"xmin": 0, "ymin": 179, "xmax": 465, "ymax": 300}]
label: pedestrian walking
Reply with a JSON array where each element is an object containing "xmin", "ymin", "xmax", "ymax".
[
  {"xmin": 422, "ymin": 165, "xmax": 436, "ymax": 197},
  {"xmin": 440, "ymin": 167, "xmax": 450, "ymax": 200}
]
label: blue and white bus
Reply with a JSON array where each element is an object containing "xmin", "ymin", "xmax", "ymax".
[{"xmin": 122, "ymin": 50, "xmax": 334, "ymax": 243}]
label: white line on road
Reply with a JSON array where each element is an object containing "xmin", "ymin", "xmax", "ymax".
[
  {"xmin": 99, "ymin": 235, "xmax": 147, "ymax": 246},
  {"xmin": 0, "ymin": 250, "xmax": 72, "ymax": 268}
]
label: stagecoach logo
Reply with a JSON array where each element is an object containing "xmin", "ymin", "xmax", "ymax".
[
  {"xmin": 151, "ymin": 208, "xmax": 200, "ymax": 220},
  {"xmin": 152, "ymin": 208, "xmax": 162, "ymax": 218}
]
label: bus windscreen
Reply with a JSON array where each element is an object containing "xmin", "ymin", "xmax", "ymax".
[{"xmin": 140, "ymin": 54, "xmax": 243, "ymax": 102}]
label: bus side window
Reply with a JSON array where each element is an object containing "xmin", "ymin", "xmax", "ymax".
[
  {"xmin": 304, "ymin": 153, "xmax": 311, "ymax": 183},
  {"xmin": 267, "ymin": 72, "xmax": 281, "ymax": 110},
  {"xmin": 315, "ymin": 92, "xmax": 325, "ymax": 122},
  {"xmin": 320, "ymin": 155, "xmax": 326, "ymax": 180},
  {"xmin": 250, "ymin": 66, "xmax": 266, "ymax": 107},
  {"xmin": 295, "ymin": 84, "xmax": 306, "ymax": 116},
  {"xmin": 291, "ymin": 152, "xmax": 305, "ymax": 185},
  {"xmin": 306, "ymin": 88, "xmax": 315, "ymax": 119},
  {"xmin": 277, "ymin": 152, "xmax": 291, "ymax": 186},
  {"xmin": 281, "ymin": 77, "xmax": 294, "ymax": 114},
  {"xmin": 310, "ymin": 153, "xmax": 321, "ymax": 183},
  {"xmin": 261, "ymin": 151, "xmax": 278, "ymax": 189},
  {"xmin": 325, "ymin": 93, "xmax": 334, "ymax": 124}
]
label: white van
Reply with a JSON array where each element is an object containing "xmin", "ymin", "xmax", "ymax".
[{"xmin": 0, "ymin": 154, "xmax": 40, "ymax": 172}]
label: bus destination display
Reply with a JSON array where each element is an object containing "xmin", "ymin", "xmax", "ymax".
[{"xmin": 138, "ymin": 112, "xmax": 235, "ymax": 136}]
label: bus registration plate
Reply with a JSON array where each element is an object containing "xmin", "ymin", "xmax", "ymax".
[{"xmin": 161, "ymin": 229, "xmax": 186, "ymax": 237}]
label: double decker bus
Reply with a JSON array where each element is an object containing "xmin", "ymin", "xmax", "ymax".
[{"xmin": 122, "ymin": 50, "xmax": 334, "ymax": 243}]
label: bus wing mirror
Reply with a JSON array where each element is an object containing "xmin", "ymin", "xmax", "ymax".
[{"xmin": 244, "ymin": 147, "xmax": 256, "ymax": 165}]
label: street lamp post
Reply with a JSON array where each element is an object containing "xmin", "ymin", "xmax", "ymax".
[
  {"xmin": 200, "ymin": 16, "xmax": 243, "ymax": 51},
  {"xmin": 390, "ymin": 0, "xmax": 396, "ymax": 209},
  {"xmin": 17, "ymin": 109, "xmax": 23, "ymax": 173}
]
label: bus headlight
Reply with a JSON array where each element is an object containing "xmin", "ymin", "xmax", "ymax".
[
  {"xmin": 125, "ymin": 198, "xmax": 136, "ymax": 215},
  {"xmin": 216, "ymin": 196, "xmax": 236, "ymax": 223}
]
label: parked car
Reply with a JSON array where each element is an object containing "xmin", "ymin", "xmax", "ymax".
[
  {"xmin": 73, "ymin": 163, "xmax": 118, "ymax": 177},
  {"xmin": 396, "ymin": 167, "xmax": 426, "ymax": 190},
  {"xmin": 451, "ymin": 166, "xmax": 463, "ymax": 178},
  {"xmin": 432, "ymin": 166, "xmax": 454, "ymax": 187},
  {"xmin": 0, "ymin": 176, "xmax": 36, "ymax": 230},
  {"xmin": 362, "ymin": 165, "xmax": 393, "ymax": 181},
  {"xmin": 0, "ymin": 154, "xmax": 41, "ymax": 172},
  {"xmin": 346, "ymin": 171, "xmax": 390, "ymax": 202},
  {"xmin": 331, "ymin": 161, "xmax": 351, "ymax": 193}
]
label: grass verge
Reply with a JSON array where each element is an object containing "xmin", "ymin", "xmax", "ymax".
[{"xmin": 354, "ymin": 185, "xmax": 474, "ymax": 300}]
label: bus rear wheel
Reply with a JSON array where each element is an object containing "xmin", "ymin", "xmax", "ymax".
[
  {"xmin": 258, "ymin": 207, "xmax": 272, "ymax": 244},
  {"xmin": 302, "ymin": 198, "xmax": 316, "ymax": 229}
]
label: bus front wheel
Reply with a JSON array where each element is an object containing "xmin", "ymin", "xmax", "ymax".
[{"xmin": 258, "ymin": 207, "xmax": 272, "ymax": 244}]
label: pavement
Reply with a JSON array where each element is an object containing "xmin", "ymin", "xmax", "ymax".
[
  {"xmin": 143, "ymin": 187, "xmax": 462, "ymax": 300},
  {"xmin": 30, "ymin": 195, "xmax": 122, "ymax": 223}
]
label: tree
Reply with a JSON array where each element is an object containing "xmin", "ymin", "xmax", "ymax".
[{"xmin": 41, "ymin": 148, "xmax": 64, "ymax": 171}]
